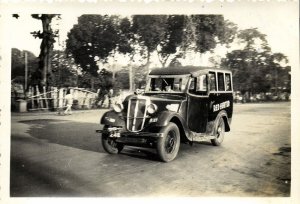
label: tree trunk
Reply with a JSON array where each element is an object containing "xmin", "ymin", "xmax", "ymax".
[
  {"xmin": 91, "ymin": 77, "xmax": 94, "ymax": 90},
  {"xmin": 34, "ymin": 15, "xmax": 56, "ymax": 89},
  {"xmin": 145, "ymin": 49, "xmax": 151, "ymax": 72}
]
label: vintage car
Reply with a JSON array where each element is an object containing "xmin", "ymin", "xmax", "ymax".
[{"xmin": 97, "ymin": 66, "xmax": 233, "ymax": 162}]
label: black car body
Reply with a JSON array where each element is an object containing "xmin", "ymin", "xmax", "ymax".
[{"xmin": 97, "ymin": 66, "xmax": 233, "ymax": 162}]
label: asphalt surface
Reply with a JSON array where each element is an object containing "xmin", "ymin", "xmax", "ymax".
[{"xmin": 10, "ymin": 102, "xmax": 291, "ymax": 197}]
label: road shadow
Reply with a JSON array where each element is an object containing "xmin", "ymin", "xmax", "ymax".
[
  {"xmin": 10, "ymin": 156, "xmax": 115, "ymax": 197},
  {"xmin": 120, "ymin": 146, "xmax": 160, "ymax": 162},
  {"xmin": 18, "ymin": 119, "xmax": 104, "ymax": 153},
  {"xmin": 16, "ymin": 119, "xmax": 224, "ymax": 162}
]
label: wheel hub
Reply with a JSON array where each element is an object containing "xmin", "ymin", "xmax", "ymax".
[
  {"xmin": 217, "ymin": 127, "xmax": 222, "ymax": 136},
  {"xmin": 165, "ymin": 132, "xmax": 176, "ymax": 153},
  {"xmin": 108, "ymin": 138, "xmax": 117, "ymax": 147}
]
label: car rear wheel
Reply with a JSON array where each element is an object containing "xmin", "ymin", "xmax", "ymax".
[
  {"xmin": 211, "ymin": 117, "xmax": 225, "ymax": 146},
  {"xmin": 157, "ymin": 122, "xmax": 180, "ymax": 162}
]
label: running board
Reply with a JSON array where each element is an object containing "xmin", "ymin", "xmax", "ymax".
[{"xmin": 191, "ymin": 132, "xmax": 216, "ymax": 142}]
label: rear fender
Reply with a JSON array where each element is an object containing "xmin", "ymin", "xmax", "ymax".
[{"xmin": 213, "ymin": 110, "xmax": 230, "ymax": 135}]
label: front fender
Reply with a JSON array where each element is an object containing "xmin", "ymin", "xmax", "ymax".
[
  {"xmin": 155, "ymin": 111, "xmax": 185, "ymax": 127},
  {"xmin": 100, "ymin": 110, "xmax": 125, "ymax": 127},
  {"xmin": 153, "ymin": 111, "xmax": 182, "ymax": 127},
  {"xmin": 151, "ymin": 111, "xmax": 191, "ymax": 142}
]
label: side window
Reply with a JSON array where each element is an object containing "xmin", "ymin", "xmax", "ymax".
[
  {"xmin": 162, "ymin": 78, "xmax": 174, "ymax": 91},
  {"xmin": 225, "ymin": 73, "xmax": 232, "ymax": 91},
  {"xmin": 217, "ymin": 72, "xmax": 225, "ymax": 91},
  {"xmin": 196, "ymin": 75, "xmax": 207, "ymax": 92},
  {"xmin": 209, "ymin": 72, "xmax": 216, "ymax": 91},
  {"xmin": 189, "ymin": 78, "xmax": 196, "ymax": 92},
  {"xmin": 189, "ymin": 76, "xmax": 207, "ymax": 95}
]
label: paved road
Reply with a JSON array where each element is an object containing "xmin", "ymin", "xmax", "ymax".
[{"xmin": 10, "ymin": 102, "xmax": 291, "ymax": 197}]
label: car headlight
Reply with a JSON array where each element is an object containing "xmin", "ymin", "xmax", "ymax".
[
  {"xmin": 105, "ymin": 117, "xmax": 116, "ymax": 123},
  {"xmin": 113, "ymin": 103, "xmax": 124, "ymax": 113},
  {"xmin": 147, "ymin": 103, "xmax": 158, "ymax": 114}
]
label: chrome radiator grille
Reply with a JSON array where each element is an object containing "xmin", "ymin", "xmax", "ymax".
[{"xmin": 127, "ymin": 98, "xmax": 147, "ymax": 132}]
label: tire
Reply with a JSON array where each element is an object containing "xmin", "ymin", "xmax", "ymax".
[
  {"xmin": 101, "ymin": 133, "xmax": 124, "ymax": 154},
  {"xmin": 211, "ymin": 117, "xmax": 225, "ymax": 146},
  {"xmin": 157, "ymin": 122, "xmax": 180, "ymax": 162}
]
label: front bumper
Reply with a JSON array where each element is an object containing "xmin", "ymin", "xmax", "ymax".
[
  {"xmin": 96, "ymin": 129, "xmax": 163, "ymax": 138},
  {"xmin": 96, "ymin": 128, "xmax": 163, "ymax": 147}
]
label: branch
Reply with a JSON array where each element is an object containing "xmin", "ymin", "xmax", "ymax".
[
  {"xmin": 31, "ymin": 14, "xmax": 42, "ymax": 20},
  {"xmin": 31, "ymin": 31, "xmax": 43, "ymax": 39}
]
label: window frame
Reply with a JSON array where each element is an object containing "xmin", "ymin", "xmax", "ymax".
[
  {"xmin": 225, "ymin": 73, "xmax": 233, "ymax": 91},
  {"xmin": 217, "ymin": 72, "xmax": 225, "ymax": 92},
  {"xmin": 209, "ymin": 72, "xmax": 217, "ymax": 92},
  {"xmin": 187, "ymin": 75, "xmax": 209, "ymax": 98},
  {"xmin": 209, "ymin": 71, "xmax": 233, "ymax": 94},
  {"xmin": 145, "ymin": 75, "xmax": 190, "ymax": 93}
]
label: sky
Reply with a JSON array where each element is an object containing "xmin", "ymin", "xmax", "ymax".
[{"xmin": 7, "ymin": 1, "xmax": 298, "ymax": 70}]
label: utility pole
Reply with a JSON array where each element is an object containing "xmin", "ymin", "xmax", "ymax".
[
  {"xmin": 129, "ymin": 65, "xmax": 133, "ymax": 91},
  {"xmin": 76, "ymin": 65, "xmax": 79, "ymax": 87},
  {"xmin": 24, "ymin": 51, "xmax": 28, "ymax": 91}
]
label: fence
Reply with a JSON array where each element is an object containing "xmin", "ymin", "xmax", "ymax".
[{"xmin": 26, "ymin": 86, "xmax": 98, "ymax": 112}]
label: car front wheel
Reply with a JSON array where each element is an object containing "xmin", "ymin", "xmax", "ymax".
[
  {"xmin": 157, "ymin": 122, "xmax": 180, "ymax": 162},
  {"xmin": 101, "ymin": 132, "xmax": 124, "ymax": 154}
]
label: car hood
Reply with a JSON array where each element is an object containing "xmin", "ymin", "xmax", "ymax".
[{"xmin": 124, "ymin": 93, "xmax": 185, "ymax": 113}]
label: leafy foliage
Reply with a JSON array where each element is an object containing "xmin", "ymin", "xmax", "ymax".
[
  {"xmin": 11, "ymin": 48, "xmax": 39, "ymax": 82},
  {"xmin": 192, "ymin": 15, "xmax": 226, "ymax": 53},
  {"xmin": 118, "ymin": 17, "xmax": 135, "ymax": 56},
  {"xmin": 66, "ymin": 15, "xmax": 130, "ymax": 76},
  {"xmin": 132, "ymin": 15, "xmax": 168, "ymax": 65},
  {"xmin": 221, "ymin": 28, "xmax": 290, "ymax": 94},
  {"xmin": 51, "ymin": 50, "xmax": 78, "ymax": 87},
  {"xmin": 157, "ymin": 15, "xmax": 185, "ymax": 67}
]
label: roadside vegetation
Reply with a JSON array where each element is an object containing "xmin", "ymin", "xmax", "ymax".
[{"xmin": 12, "ymin": 14, "xmax": 290, "ymax": 103}]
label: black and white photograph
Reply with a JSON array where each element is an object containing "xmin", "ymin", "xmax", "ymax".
[{"xmin": 0, "ymin": 0, "xmax": 299, "ymax": 203}]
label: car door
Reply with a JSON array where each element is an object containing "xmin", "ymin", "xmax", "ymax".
[
  {"xmin": 187, "ymin": 75, "xmax": 209, "ymax": 133},
  {"xmin": 208, "ymin": 71, "xmax": 234, "ymax": 123}
]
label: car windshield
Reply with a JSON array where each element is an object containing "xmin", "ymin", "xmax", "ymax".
[{"xmin": 145, "ymin": 76, "xmax": 189, "ymax": 93}]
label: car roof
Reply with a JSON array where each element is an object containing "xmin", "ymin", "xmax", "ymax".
[{"xmin": 149, "ymin": 66, "xmax": 231, "ymax": 77}]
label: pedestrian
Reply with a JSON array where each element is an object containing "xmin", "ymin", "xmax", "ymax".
[{"xmin": 64, "ymin": 88, "xmax": 73, "ymax": 115}]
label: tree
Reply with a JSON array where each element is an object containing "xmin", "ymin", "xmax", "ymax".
[
  {"xmin": 31, "ymin": 14, "xmax": 60, "ymax": 88},
  {"xmin": 237, "ymin": 28, "xmax": 269, "ymax": 50},
  {"xmin": 221, "ymin": 28, "xmax": 289, "ymax": 96},
  {"xmin": 66, "ymin": 15, "xmax": 136, "ymax": 90},
  {"xmin": 132, "ymin": 15, "xmax": 168, "ymax": 68},
  {"xmin": 51, "ymin": 50, "xmax": 79, "ymax": 87},
  {"xmin": 66, "ymin": 15, "xmax": 124, "ymax": 77},
  {"xmin": 65, "ymin": 15, "xmax": 237, "ymax": 90},
  {"xmin": 114, "ymin": 17, "xmax": 136, "ymax": 90},
  {"xmin": 265, "ymin": 52, "xmax": 289, "ymax": 94},
  {"xmin": 157, "ymin": 15, "xmax": 185, "ymax": 67},
  {"xmin": 192, "ymin": 15, "xmax": 227, "ymax": 54},
  {"xmin": 96, "ymin": 69, "xmax": 114, "ymax": 90},
  {"xmin": 157, "ymin": 15, "xmax": 237, "ymax": 67},
  {"xmin": 11, "ymin": 48, "xmax": 39, "ymax": 81},
  {"xmin": 118, "ymin": 17, "xmax": 135, "ymax": 56}
]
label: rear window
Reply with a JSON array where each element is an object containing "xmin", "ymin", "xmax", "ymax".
[{"xmin": 225, "ymin": 73, "xmax": 232, "ymax": 91}]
